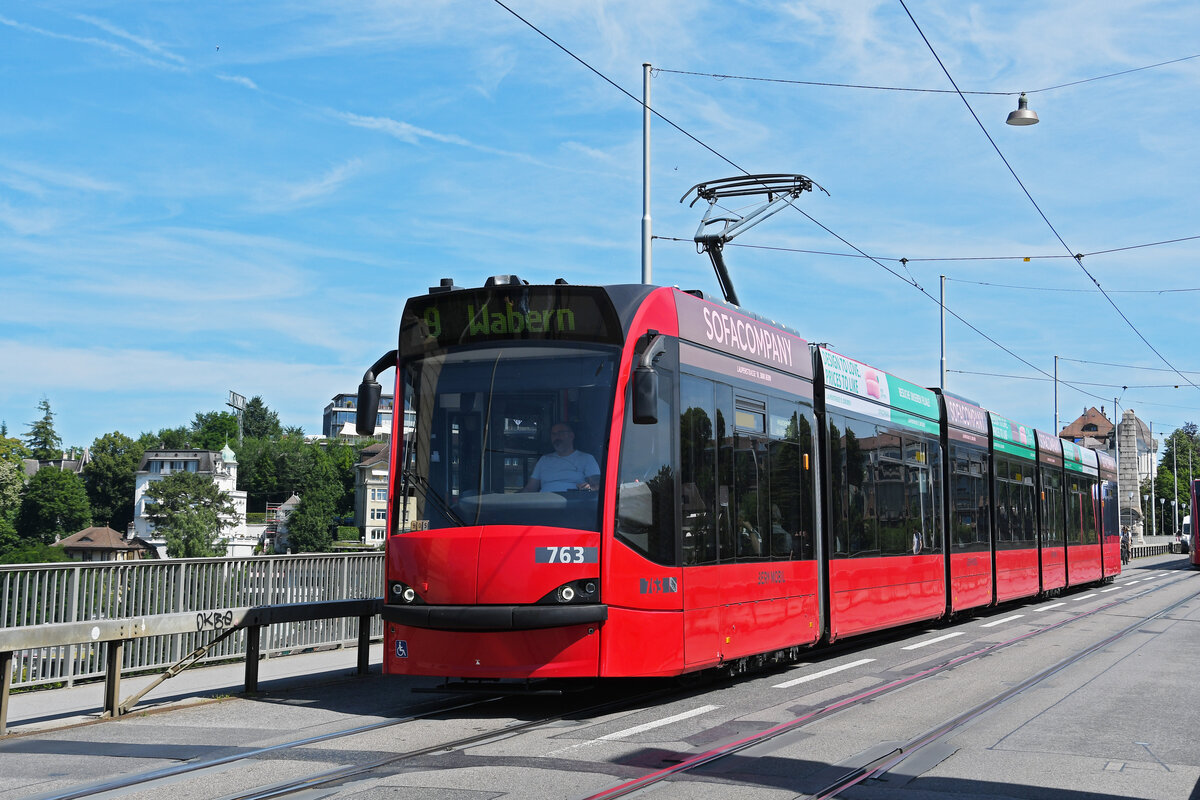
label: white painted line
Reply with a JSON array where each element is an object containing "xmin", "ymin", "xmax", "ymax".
[
  {"xmin": 902, "ymin": 632, "xmax": 964, "ymax": 650},
  {"xmin": 1035, "ymin": 602, "xmax": 1066, "ymax": 612},
  {"xmin": 1100, "ymin": 587, "xmax": 1120, "ymax": 593},
  {"xmin": 980, "ymin": 614, "xmax": 1024, "ymax": 628},
  {"xmin": 773, "ymin": 658, "xmax": 876, "ymax": 689},
  {"xmin": 1075, "ymin": 593, "xmax": 1097, "ymax": 601},
  {"xmin": 1124, "ymin": 580, "xmax": 1142, "ymax": 584},
  {"xmin": 598, "ymin": 705, "xmax": 721, "ymax": 741}
]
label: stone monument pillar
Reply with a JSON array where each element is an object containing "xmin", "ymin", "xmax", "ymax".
[{"xmin": 1118, "ymin": 410, "xmax": 1143, "ymax": 538}]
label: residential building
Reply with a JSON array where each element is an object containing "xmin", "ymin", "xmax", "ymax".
[
  {"xmin": 270, "ymin": 493, "xmax": 302, "ymax": 553},
  {"xmin": 323, "ymin": 393, "xmax": 394, "ymax": 440},
  {"xmin": 1060, "ymin": 406, "xmax": 1158, "ymax": 535},
  {"xmin": 1059, "ymin": 406, "xmax": 1115, "ymax": 450},
  {"xmin": 131, "ymin": 444, "xmax": 254, "ymax": 558},
  {"xmin": 356, "ymin": 442, "xmax": 390, "ymax": 546},
  {"xmin": 53, "ymin": 526, "xmax": 152, "ymax": 561}
]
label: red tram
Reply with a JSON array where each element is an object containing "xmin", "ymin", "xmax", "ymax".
[
  {"xmin": 356, "ymin": 278, "xmax": 1118, "ymax": 680},
  {"xmin": 1190, "ymin": 479, "xmax": 1200, "ymax": 568}
]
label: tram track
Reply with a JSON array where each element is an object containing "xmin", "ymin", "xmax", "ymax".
[
  {"xmin": 26, "ymin": 566, "xmax": 1193, "ymax": 800},
  {"xmin": 31, "ymin": 680, "xmax": 688, "ymax": 800},
  {"xmin": 580, "ymin": 568, "xmax": 1198, "ymax": 799}
]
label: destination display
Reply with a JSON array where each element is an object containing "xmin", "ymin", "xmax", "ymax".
[
  {"xmin": 400, "ymin": 286, "xmax": 623, "ymax": 355},
  {"xmin": 819, "ymin": 348, "xmax": 939, "ymax": 435}
]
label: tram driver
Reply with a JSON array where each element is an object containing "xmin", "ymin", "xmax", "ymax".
[{"xmin": 522, "ymin": 422, "xmax": 601, "ymax": 492}]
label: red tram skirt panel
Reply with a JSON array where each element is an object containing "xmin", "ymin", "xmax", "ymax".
[
  {"xmin": 384, "ymin": 623, "xmax": 601, "ymax": 679},
  {"xmin": 995, "ymin": 547, "xmax": 1040, "ymax": 603},
  {"xmin": 1066, "ymin": 544, "xmax": 1103, "ymax": 587},
  {"xmin": 1040, "ymin": 545, "xmax": 1067, "ymax": 592},
  {"xmin": 948, "ymin": 551, "xmax": 992, "ymax": 612},
  {"xmin": 828, "ymin": 554, "xmax": 945, "ymax": 641}
]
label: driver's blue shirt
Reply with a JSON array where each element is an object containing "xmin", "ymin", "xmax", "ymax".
[{"xmin": 531, "ymin": 450, "xmax": 600, "ymax": 492}]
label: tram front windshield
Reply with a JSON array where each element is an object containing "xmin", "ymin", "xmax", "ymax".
[{"xmin": 400, "ymin": 344, "xmax": 619, "ymax": 533}]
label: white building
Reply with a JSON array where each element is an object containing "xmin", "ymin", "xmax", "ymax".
[{"xmin": 131, "ymin": 445, "xmax": 255, "ymax": 558}]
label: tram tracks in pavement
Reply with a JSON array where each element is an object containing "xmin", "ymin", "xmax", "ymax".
[
  {"xmin": 31, "ymin": 680, "xmax": 689, "ymax": 800},
  {"xmin": 581, "ymin": 569, "xmax": 1198, "ymax": 799},
  {"xmin": 33, "ymin": 567, "xmax": 1190, "ymax": 800}
]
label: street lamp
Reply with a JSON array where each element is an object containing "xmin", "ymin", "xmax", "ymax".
[
  {"xmin": 1160, "ymin": 497, "xmax": 1166, "ymax": 536},
  {"xmin": 1006, "ymin": 92, "xmax": 1040, "ymax": 126}
]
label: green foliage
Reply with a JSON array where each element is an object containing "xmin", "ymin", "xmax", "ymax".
[
  {"xmin": 16, "ymin": 467, "xmax": 92, "ymax": 544},
  {"xmin": 0, "ymin": 541, "xmax": 72, "ymax": 564},
  {"xmin": 336, "ymin": 525, "xmax": 361, "ymax": 542},
  {"xmin": 284, "ymin": 443, "xmax": 346, "ymax": 553},
  {"xmin": 83, "ymin": 431, "xmax": 145, "ymax": 533},
  {"xmin": 0, "ymin": 435, "xmax": 32, "ymax": 464},
  {"xmin": 1151, "ymin": 424, "xmax": 1198, "ymax": 534},
  {"xmin": 144, "ymin": 471, "xmax": 235, "ymax": 558},
  {"xmin": 24, "ymin": 397, "xmax": 63, "ymax": 461},
  {"xmin": 190, "ymin": 411, "xmax": 240, "ymax": 451},
  {"xmin": 0, "ymin": 457, "xmax": 24, "ymax": 516},
  {"xmin": 139, "ymin": 426, "xmax": 191, "ymax": 450},
  {"xmin": 243, "ymin": 396, "xmax": 282, "ymax": 440}
]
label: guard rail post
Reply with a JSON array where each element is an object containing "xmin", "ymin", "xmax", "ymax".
[
  {"xmin": 245, "ymin": 625, "xmax": 262, "ymax": 693},
  {"xmin": 1, "ymin": 651, "xmax": 12, "ymax": 735},
  {"xmin": 103, "ymin": 640, "xmax": 123, "ymax": 718},
  {"xmin": 357, "ymin": 615, "xmax": 371, "ymax": 675}
]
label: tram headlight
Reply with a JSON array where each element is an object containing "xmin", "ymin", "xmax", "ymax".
[
  {"xmin": 540, "ymin": 580, "xmax": 600, "ymax": 605},
  {"xmin": 388, "ymin": 581, "xmax": 423, "ymax": 605}
]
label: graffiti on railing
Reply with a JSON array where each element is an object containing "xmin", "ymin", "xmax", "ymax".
[{"xmin": 196, "ymin": 610, "xmax": 235, "ymax": 631}]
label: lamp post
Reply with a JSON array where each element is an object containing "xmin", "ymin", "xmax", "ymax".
[
  {"xmin": 1143, "ymin": 493, "xmax": 1150, "ymax": 542},
  {"xmin": 1160, "ymin": 497, "xmax": 1166, "ymax": 536}
]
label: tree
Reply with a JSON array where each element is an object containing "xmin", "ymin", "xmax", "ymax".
[
  {"xmin": 144, "ymin": 471, "xmax": 236, "ymax": 558},
  {"xmin": 243, "ymin": 396, "xmax": 282, "ymax": 440},
  {"xmin": 83, "ymin": 431, "xmax": 144, "ymax": 533},
  {"xmin": 0, "ymin": 457, "xmax": 24, "ymax": 516},
  {"xmin": 23, "ymin": 397, "xmax": 63, "ymax": 461},
  {"xmin": 16, "ymin": 467, "xmax": 92, "ymax": 544},
  {"xmin": 1150, "ymin": 423, "xmax": 1199, "ymax": 535},
  {"xmin": 284, "ymin": 444, "xmax": 343, "ymax": 552},
  {"xmin": 0, "ymin": 541, "xmax": 71, "ymax": 564},
  {"xmin": 190, "ymin": 411, "xmax": 240, "ymax": 451},
  {"xmin": 0, "ymin": 434, "xmax": 31, "ymax": 463}
]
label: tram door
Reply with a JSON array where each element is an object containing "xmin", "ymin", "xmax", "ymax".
[{"xmin": 679, "ymin": 375, "xmax": 723, "ymax": 668}]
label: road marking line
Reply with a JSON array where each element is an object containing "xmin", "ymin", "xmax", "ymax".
[
  {"xmin": 773, "ymin": 658, "xmax": 875, "ymax": 689},
  {"xmin": 1035, "ymin": 602, "xmax": 1065, "ymax": 612},
  {"xmin": 599, "ymin": 705, "xmax": 721, "ymax": 740},
  {"xmin": 1100, "ymin": 587, "xmax": 1120, "ymax": 592},
  {"xmin": 902, "ymin": 632, "xmax": 964, "ymax": 650},
  {"xmin": 980, "ymin": 614, "xmax": 1024, "ymax": 628},
  {"xmin": 1124, "ymin": 580, "xmax": 1142, "ymax": 584},
  {"xmin": 1075, "ymin": 593, "xmax": 1097, "ymax": 601}
]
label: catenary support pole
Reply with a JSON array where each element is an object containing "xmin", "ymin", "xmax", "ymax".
[{"xmin": 641, "ymin": 62, "xmax": 652, "ymax": 284}]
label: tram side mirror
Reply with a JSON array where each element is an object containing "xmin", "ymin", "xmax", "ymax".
[
  {"xmin": 356, "ymin": 380, "xmax": 382, "ymax": 437},
  {"xmin": 632, "ymin": 364, "xmax": 658, "ymax": 425}
]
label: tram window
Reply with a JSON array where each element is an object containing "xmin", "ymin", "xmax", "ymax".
[
  {"xmin": 768, "ymin": 397, "xmax": 815, "ymax": 562},
  {"xmin": 827, "ymin": 416, "xmax": 848, "ymax": 557},
  {"xmin": 733, "ymin": 433, "xmax": 768, "ymax": 561},
  {"xmin": 949, "ymin": 442, "xmax": 989, "ymax": 553},
  {"xmin": 615, "ymin": 364, "xmax": 677, "ymax": 566},
  {"xmin": 903, "ymin": 437, "xmax": 941, "ymax": 555},
  {"xmin": 716, "ymin": 384, "xmax": 735, "ymax": 562},
  {"xmin": 680, "ymin": 375, "xmax": 717, "ymax": 566}
]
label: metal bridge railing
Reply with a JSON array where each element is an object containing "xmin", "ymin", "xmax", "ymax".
[{"xmin": 0, "ymin": 553, "xmax": 384, "ymax": 690}]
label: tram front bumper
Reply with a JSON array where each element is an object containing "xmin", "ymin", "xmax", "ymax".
[{"xmin": 382, "ymin": 603, "xmax": 608, "ymax": 632}]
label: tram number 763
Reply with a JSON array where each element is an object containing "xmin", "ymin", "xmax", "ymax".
[{"xmin": 536, "ymin": 546, "xmax": 599, "ymax": 564}]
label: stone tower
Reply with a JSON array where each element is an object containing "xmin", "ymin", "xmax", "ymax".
[{"xmin": 1118, "ymin": 409, "xmax": 1143, "ymax": 535}]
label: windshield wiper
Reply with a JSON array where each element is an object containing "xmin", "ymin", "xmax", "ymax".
[{"xmin": 402, "ymin": 467, "xmax": 468, "ymax": 528}]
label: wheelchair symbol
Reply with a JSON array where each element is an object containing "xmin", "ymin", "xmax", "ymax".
[{"xmin": 395, "ymin": 640, "xmax": 408, "ymax": 659}]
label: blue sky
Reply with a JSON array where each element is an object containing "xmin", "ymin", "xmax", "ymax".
[{"xmin": 2, "ymin": 1, "xmax": 1199, "ymax": 450}]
